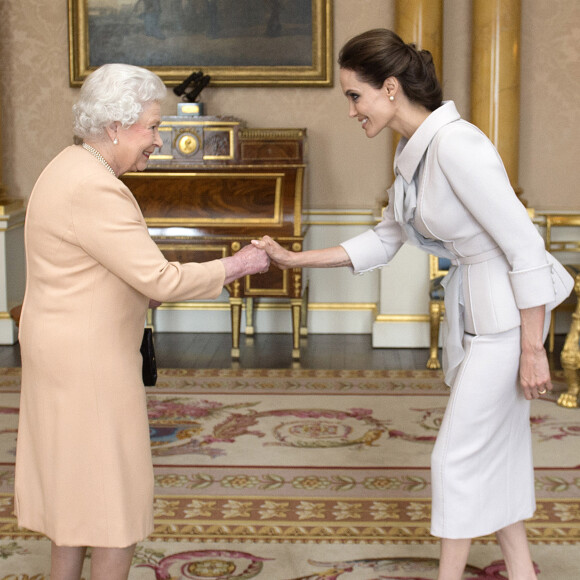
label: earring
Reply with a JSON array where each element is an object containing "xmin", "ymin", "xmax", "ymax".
[
  {"xmin": 389, "ymin": 95, "xmax": 394, "ymax": 102},
  {"xmin": 113, "ymin": 137, "xmax": 119, "ymax": 145}
]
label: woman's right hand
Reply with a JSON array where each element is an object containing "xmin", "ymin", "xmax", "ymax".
[
  {"xmin": 220, "ymin": 244, "xmax": 270, "ymax": 285},
  {"xmin": 251, "ymin": 235, "xmax": 295, "ymax": 270},
  {"xmin": 253, "ymin": 236, "xmax": 353, "ymax": 270}
]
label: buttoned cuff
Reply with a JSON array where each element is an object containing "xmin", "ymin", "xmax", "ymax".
[
  {"xmin": 508, "ymin": 263, "xmax": 555, "ymax": 309},
  {"xmin": 340, "ymin": 230, "xmax": 390, "ymax": 274}
]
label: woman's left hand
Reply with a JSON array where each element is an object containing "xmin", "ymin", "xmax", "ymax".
[
  {"xmin": 519, "ymin": 347, "xmax": 552, "ymax": 400},
  {"xmin": 519, "ymin": 305, "xmax": 552, "ymax": 400}
]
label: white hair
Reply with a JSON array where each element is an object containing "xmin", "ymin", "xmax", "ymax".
[{"xmin": 72, "ymin": 63, "xmax": 167, "ymax": 141}]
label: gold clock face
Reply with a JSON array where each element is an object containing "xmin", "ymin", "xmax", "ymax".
[{"xmin": 177, "ymin": 132, "xmax": 200, "ymax": 155}]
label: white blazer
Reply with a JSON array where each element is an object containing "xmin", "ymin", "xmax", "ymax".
[{"xmin": 342, "ymin": 101, "xmax": 572, "ymax": 340}]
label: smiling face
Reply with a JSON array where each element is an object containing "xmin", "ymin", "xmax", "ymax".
[
  {"xmin": 114, "ymin": 101, "xmax": 163, "ymax": 174},
  {"xmin": 339, "ymin": 68, "xmax": 393, "ymax": 139}
]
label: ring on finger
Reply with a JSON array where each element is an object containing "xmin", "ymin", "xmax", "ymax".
[{"xmin": 538, "ymin": 387, "xmax": 547, "ymax": 395}]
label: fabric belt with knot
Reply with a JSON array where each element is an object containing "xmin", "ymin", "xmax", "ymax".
[
  {"xmin": 441, "ymin": 246, "xmax": 504, "ymax": 386},
  {"xmin": 390, "ymin": 163, "xmax": 506, "ymax": 385},
  {"xmin": 451, "ymin": 247, "xmax": 504, "ymax": 266}
]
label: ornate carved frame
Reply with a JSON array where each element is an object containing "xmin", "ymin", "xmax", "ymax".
[{"xmin": 68, "ymin": 0, "xmax": 333, "ymax": 87}]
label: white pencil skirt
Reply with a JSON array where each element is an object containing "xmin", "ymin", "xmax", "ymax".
[{"xmin": 430, "ymin": 327, "xmax": 536, "ymax": 539}]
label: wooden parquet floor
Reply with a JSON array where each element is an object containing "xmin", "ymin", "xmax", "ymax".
[{"xmin": 0, "ymin": 332, "xmax": 565, "ymax": 371}]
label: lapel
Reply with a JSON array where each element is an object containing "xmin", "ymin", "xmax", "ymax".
[{"xmin": 395, "ymin": 101, "xmax": 462, "ymax": 184}]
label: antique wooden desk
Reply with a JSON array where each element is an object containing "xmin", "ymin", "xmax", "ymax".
[{"xmin": 121, "ymin": 117, "xmax": 307, "ymax": 359}]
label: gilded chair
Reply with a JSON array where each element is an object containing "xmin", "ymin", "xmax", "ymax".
[
  {"xmin": 557, "ymin": 266, "xmax": 580, "ymax": 408},
  {"xmin": 544, "ymin": 214, "xmax": 580, "ymax": 353},
  {"xmin": 426, "ymin": 255, "xmax": 451, "ymax": 369}
]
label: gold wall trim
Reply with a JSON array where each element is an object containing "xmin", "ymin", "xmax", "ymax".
[
  {"xmin": 308, "ymin": 302, "xmax": 376, "ymax": 311},
  {"xmin": 243, "ymin": 301, "xmax": 292, "ymax": 310},
  {"xmin": 376, "ymin": 314, "xmax": 430, "ymax": 323},
  {"xmin": 540, "ymin": 214, "xmax": 580, "ymax": 226},
  {"xmin": 303, "ymin": 209, "xmax": 378, "ymax": 227},
  {"xmin": 157, "ymin": 302, "xmax": 378, "ymax": 313}
]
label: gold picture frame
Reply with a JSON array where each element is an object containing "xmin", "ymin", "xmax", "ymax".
[{"xmin": 68, "ymin": 0, "xmax": 333, "ymax": 87}]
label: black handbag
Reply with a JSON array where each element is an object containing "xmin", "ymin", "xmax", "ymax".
[{"xmin": 140, "ymin": 327, "xmax": 157, "ymax": 386}]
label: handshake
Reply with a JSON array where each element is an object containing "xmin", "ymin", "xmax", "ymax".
[{"xmin": 220, "ymin": 236, "xmax": 293, "ymax": 285}]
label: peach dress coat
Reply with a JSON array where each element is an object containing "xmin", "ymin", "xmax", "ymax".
[{"xmin": 15, "ymin": 145, "xmax": 225, "ymax": 547}]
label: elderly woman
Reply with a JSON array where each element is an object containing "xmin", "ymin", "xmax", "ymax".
[{"xmin": 14, "ymin": 63, "xmax": 268, "ymax": 580}]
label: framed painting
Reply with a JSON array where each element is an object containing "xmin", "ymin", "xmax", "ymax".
[{"xmin": 68, "ymin": 0, "xmax": 333, "ymax": 87}]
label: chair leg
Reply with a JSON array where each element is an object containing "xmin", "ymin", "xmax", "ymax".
[
  {"xmin": 558, "ymin": 366, "xmax": 580, "ymax": 408},
  {"xmin": 291, "ymin": 299, "xmax": 302, "ymax": 360},
  {"xmin": 229, "ymin": 297, "xmax": 242, "ymax": 359},
  {"xmin": 427, "ymin": 300, "xmax": 442, "ymax": 370},
  {"xmin": 548, "ymin": 311, "xmax": 556, "ymax": 353},
  {"xmin": 300, "ymin": 282, "xmax": 309, "ymax": 338},
  {"xmin": 558, "ymin": 281, "xmax": 580, "ymax": 408}
]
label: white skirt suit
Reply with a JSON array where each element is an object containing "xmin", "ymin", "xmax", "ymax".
[
  {"xmin": 16, "ymin": 145, "xmax": 227, "ymax": 547},
  {"xmin": 340, "ymin": 102, "xmax": 573, "ymax": 539}
]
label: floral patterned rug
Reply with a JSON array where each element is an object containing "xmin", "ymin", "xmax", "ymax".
[{"xmin": 0, "ymin": 367, "xmax": 578, "ymax": 579}]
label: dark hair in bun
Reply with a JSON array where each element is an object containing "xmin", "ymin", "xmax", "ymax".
[{"xmin": 338, "ymin": 28, "xmax": 443, "ymax": 111}]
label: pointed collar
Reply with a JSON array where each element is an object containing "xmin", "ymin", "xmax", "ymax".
[{"xmin": 395, "ymin": 101, "xmax": 461, "ymax": 183}]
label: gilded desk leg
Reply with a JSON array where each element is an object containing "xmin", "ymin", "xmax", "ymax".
[
  {"xmin": 230, "ymin": 297, "xmax": 243, "ymax": 359},
  {"xmin": 245, "ymin": 297, "xmax": 255, "ymax": 336},
  {"xmin": 291, "ymin": 299, "xmax": 302, "ymax": 360},
  {"xmin": 291, "ymin": 259, "xmax": 303, "ymax": 359},
  {"xmin": 557, "ymin": 278, "xmax": 580, "ymax": 408},
  {"xmin": 300, "ymin": 282, "xmax": 309, "ymax": 338},
  {"xmin": 427, "ymin": 300, "xmax": 442, "ymax": 370},
  {"xmin": 228, "ymin": 243, "xmax": 243, "ymax": 359}
]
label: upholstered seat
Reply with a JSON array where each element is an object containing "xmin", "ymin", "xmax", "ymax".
[{"xmin": 426, "ymin": 256, "xmax": 451, "ymax": 369}]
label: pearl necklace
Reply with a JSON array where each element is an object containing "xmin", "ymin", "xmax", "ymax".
[{"xmin": 82, "ymin": 142, "xmax": 116, "ymax": 176}]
